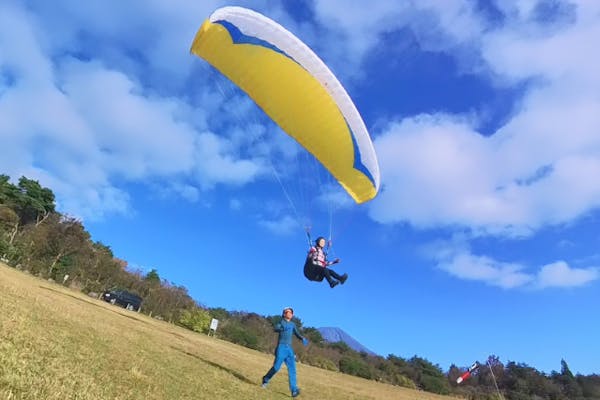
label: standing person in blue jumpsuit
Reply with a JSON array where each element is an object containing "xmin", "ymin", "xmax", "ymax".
[{"xmin": 261, "ymin": 306, "xmax": 309, "ymax": 397}]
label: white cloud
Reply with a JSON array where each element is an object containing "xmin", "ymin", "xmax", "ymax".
[
  {"xmin": 535, "ymin": 261, "xmax": 599, "ymax": 289},
  {"xmin": 309, "ymin": 0, "xmax": 487, "ymax": 79},
  {"xmin": 0, "ymin": 1, "xmax": 267, "ymax": 220},
  {"xmin": 369, "ymin": 114, "xmax": 520, "ymax": 233},
  {"xmin": 428, "ymin": 241, "xmax": 533, "ymax": 289},
  {"xmin": 374, "ymin": 0, "xmax": 600, "ymax": 288},
  {"xmin": 167, "ymin": 183, "xmax": 200, "ymax": 203},
  {"xmin": 192, "ymin": 132, "xmax": 264, "ymax": 189},
  {"xmin": 426, "ymin": 241, "xmax": 599, "ymax": 290},
  {"xmin": 369, "ymin": 108, "xmax": 600, "ymax": 236},
  {"xmin": 368, "ymin": 1, "xmax": 600, "ymax": 237},
  {"xmin": 258, "ymin": 215, "xmax": 300, "ymax": 236},
  {"xmin": 22, "ymin": 0, "xmax": 228, "ymax": 84},
  {"xmin": 315, "ymin": 183, "xmax": 355, "ymax": 212},
  {"xmin": 60, "ymin": 59, "xmax": 198, "ymax": 177}
]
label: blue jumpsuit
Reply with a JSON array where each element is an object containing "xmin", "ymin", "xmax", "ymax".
[{"xmin": 262, "ymin": 319, "xmax": 304, "ymax": 395}]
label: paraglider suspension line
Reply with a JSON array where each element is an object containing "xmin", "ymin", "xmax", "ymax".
[{"xmin": 269, "ymin": 161, "xmax": 304, "ymax": 229}]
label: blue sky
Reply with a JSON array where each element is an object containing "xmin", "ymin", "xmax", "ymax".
[{"xmin": 1, "ymin": 0, "xmax": 599, "ymax": 375}]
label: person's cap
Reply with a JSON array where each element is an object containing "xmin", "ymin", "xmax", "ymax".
[{"xmin": 282, "ymin": 306, "xmax": 294, "ymax": 315}]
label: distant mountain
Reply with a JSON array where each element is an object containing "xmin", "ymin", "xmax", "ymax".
[{"xmin": 317, "ymin": 327, "xmax": 376, "ymax": 355}]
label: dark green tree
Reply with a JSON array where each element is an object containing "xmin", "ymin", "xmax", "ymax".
[
  {"xmin": 408, "ymin": 356, "xmax": 450, "ymax": 395},
  {"xmin": 552, "ymin": 359, "xmax": 583, "ymax": 399},
  {"xmin": 339, "ymin": 355, "xmax": 373, "ymax": 379},
  {"xmin": 302, "ymin": 327, "xmax": 325, "ymax": 346},
  {"xmin": 15, "ymin": 176, "xmax": 56, "ymax": 225},
  {"xmin": 144, "ymin": 268, "xmax": 161, "ymax": 285},
  {"xmin": 209, "ymin": 307, "xmax": 230, "ymax": 322},
  {"xmin": 329, "ymin": 341, "xmax": 351, "ymax": 353},
  {"xmin": 0, "ymin": 205, "xmax": 19, "ymax": 258},
  {"xmin": 0, "ymin": 175, "xmax": 20, "ymax": 206}
]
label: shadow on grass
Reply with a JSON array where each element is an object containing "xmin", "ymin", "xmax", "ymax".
[
  {"xmin": 172, "ymin": 346, "xmax": 292, "ymax": 397},
  {"xmin": 171, "ymin": 345, "xmax": 256, "ymax": 385}
]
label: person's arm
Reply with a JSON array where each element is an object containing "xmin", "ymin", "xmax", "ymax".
[
  {"xmin": 293, "ymin": 324, "xmax": 304, "ymax": 341},
  {"xmin": 326, "ymin": 257, "xmax": 340, "ymax": 266},
  {"xmin": 274, "ymin": 319, "xmax": 284, "ymax": 332},
  {"xmin": 293, "ymin": 325, "xmax": 309, "ymax": 346}
]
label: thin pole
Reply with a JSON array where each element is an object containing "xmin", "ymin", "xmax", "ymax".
[{"xmin": 487, "ymin": 360, "xmax": 505, "ymax": 400}]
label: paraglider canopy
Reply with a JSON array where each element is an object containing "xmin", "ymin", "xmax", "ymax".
[{"xmin": 190, "ymin": 6, "xmax": 380, "ymax": 204}]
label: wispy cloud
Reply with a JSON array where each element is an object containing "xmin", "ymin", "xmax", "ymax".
[
  {"xmin": 535, "ymin": 261, "xmax": 599, "ymax": 289},
  {"xmin": 258, "ymin": 214, "xmax": 300, "ymax": 236},
  {"xmin": 309, "ymin": 1, "xmax": 487, "ymax": 80},
  {"xmin": 367, "ymin": 1, "xmax": 600, "ymax": 237},
  {"xmin": 425, "ymin": 240, "xmax": 599, "ymax": 290},
  {"xmin": 0, "ymin": 1, "xmax": 266, "ymax": 220}
]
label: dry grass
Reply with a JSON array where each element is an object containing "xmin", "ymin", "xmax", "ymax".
[{"xmin": 0, "ymin": 263, "xmax": 459, "ymax": 399}]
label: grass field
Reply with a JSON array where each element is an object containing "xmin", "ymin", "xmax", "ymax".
[{"xmin": 0, "ymin": 262, "xmax": 459, "ymax": 399}]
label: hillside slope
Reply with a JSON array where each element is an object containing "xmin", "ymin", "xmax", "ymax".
[{"xmin": 0, "ymin": 262, "xmax": 457, "ymax": 400}]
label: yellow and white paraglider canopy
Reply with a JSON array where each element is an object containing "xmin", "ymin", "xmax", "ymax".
[{"xmin": 190, "ymin": 6, "xmax": 380, "ymax": 204}]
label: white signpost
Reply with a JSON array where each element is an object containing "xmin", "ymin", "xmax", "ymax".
[{"xmin": 208, "ymin": 318, "xmax": 219, "ymax": 337}]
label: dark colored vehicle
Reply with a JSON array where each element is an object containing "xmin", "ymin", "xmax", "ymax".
[{"xmin": 102, "ymin": 289, "xmax": 143, "ymax": 312}]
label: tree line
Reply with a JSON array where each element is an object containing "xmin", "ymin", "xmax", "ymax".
[{"xmin": 1, "ymin": 174, "xmax": 598, "ymax": 399}]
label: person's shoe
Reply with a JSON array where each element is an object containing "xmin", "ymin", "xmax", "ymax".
[
  {"xmin": 261, "ymin": 377, "xmax": 268, "ymax": 388},
  {"xmin": 292, "ymin": 388, "xmax": 301, "ymax": 397},
  {"xmin": 340, "ymin": 273, "xmax": 348, "ymax": 284},
  {"xmin": 329, "ymin": 280, "xmax": 339, "ymax": 288}
]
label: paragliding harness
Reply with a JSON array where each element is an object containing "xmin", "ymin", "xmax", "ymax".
[
  {"xmin": 303, "ymin": 231, "xmax": 328, "ymax": 282},
  {"xmin": 303, "ymin": 258, "xmax": 325, "ymax": 282}
]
